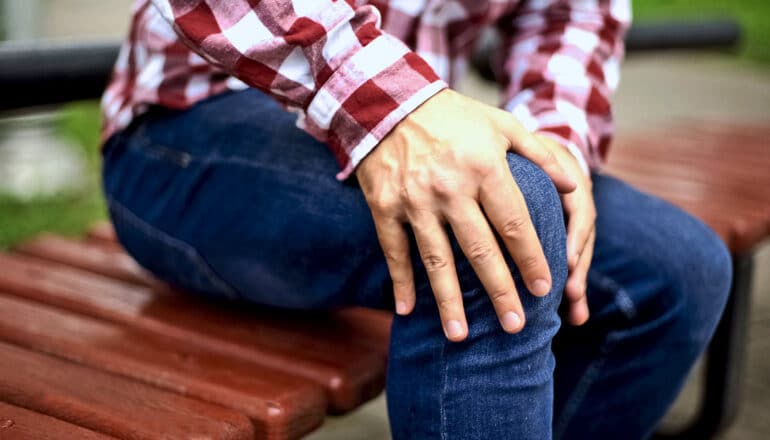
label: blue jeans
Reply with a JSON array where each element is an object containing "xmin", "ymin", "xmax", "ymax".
[{"xmin": 102, "ymin": 89, "xmax": 732, "ymax": 439}]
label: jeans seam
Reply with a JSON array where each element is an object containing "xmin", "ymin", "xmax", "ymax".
[
  {"xmin": 587, "ymin": 270, "xmax": 639, "ymax": 321},
  {"xmin": 107, "ymin": 197, "xmax": 239, "ymax": 299},
  {"xmin": 132, "ymin": 128, "xmax": 341, "ymax": 185},
  {"xmin": 553, "ymin": 336, "xmax": 613, "ymax": 440}
]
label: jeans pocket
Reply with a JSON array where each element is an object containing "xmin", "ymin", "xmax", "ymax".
[{"xmin": 108, "ymin": 198, "xmax": 239, "ymax": 300}]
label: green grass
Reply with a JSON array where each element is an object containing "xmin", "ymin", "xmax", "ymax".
[
  {"xmin": 634, "ymin": 0, "xmax": 770, "ymax": 66},
  {"xmin": 0, "ymin": 192, "xmax": 106, "ymax": 249},
  {"xmin": 0, "ymin": 102, "xmax": 106, "ymax": 249}
]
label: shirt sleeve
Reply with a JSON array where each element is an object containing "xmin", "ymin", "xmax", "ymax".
[
  {"xmin": 151, "ymin": 0, "xmax": 447, "ymax": 179},
  {"xmin": 496, "ymin": 0, "xmax": 631, "ymax": 174}
]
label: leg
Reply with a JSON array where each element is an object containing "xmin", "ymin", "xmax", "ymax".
[
  {"xmin": 552, "ymin": 173, "xmax": 732, "ymax": 439},
  {"xmin": 102, "ymin": 89, "xmax": 568, "ymax": 439},
  {"xmin": 655, "ymin": 251, "xmax": 754, "ymax": 439},
  {"xmin": 387, "ymin": 154, "xmax": 568, "ymax": 440}
]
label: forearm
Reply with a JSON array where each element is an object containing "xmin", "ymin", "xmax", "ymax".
[{"xmin": 150, "ymin": 0, "xmax": 446, "ymax": 179}]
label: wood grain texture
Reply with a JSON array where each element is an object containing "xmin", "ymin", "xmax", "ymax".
[
  {"xmin": 0, "ymin": 341, "xmax": 254, "ymax": 440},
  {"xmin": 15, "ymin": 234, "xmax": 154, "ymax": 286},
  {"xmin": 13, "ymin": 234, "xmax": 393, "ymax": 354},
  {"xmin": 0, "ymin": 293, "xmax": 326, "ymax": 439},
  {"xmin": 0, "ymin": 253, "xmax": 387, "ymax": 413},
  {"xmin": 0, "ymin": 402, "xmax": 115, "ymax": 440},
  {"xmin": 607, "ymin": 122, "xmax": 770, "ymax": 254}
]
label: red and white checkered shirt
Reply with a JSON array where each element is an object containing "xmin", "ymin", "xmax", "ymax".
[{"xmin": 102, "ymin": 0, "xmax": 631, "ymax": 179}]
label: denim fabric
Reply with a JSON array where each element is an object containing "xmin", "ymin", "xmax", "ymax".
[{"xmin": 102, "ymin": 89, "xmax": 732, "ymax": 440}]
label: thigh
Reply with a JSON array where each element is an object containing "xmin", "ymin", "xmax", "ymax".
[
  {"xmin": 552, "ymin": 173, "xmax": 732, "ymax": 439},
  {"xmin": 105, "ymin": 96, "xmax": 571, "ymax": 439},
  {"xmin": 103, "ymin": 89, "xmax": 391, "ymax": 309}
]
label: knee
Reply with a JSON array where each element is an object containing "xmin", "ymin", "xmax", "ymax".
[
  {"xmin": 506, "ymin": 153, "xmax": 564, "ymax": 233},
  {"xmin": 455, "ymin": 154, "xmax": 566, "ymax": 339},
  {"xmin": 677, "ymin": 221, "xmax": 732, "ymax": 342},
  {"xmin": 647, "ymin": 214, "xmax": 732, "ymax": 350},
  {"xmin": 505, "ymin": 153, "xmax": 568, "ymax": 277}
]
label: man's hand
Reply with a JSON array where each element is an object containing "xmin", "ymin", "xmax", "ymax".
[
  {"xmin": 356, "ymin": 89, "xmax": 576, "ymax": 341},
  {"xmin": 535, "ymin": 135, "xmax": 595, "ymax": 326}
]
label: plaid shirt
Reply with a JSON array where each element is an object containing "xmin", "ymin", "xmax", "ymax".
[{"xmin": 103, "ymin": 0, "xmax": 631, "ymax": 179}]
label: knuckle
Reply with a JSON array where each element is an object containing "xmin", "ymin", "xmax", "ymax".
[
  {"xmin": 392, "ymin": 277, "xmax": 414, "ymax": 292},
  {"xmin": 487, "ymin": 286, "xmax": 513, "ymax": 303},
  {"xmin": 520, "ymin": 254, "xmax": 541, "ymax": 271},
  {"xmin": 469, "ymin": 158, "xmax": 497, "ymax": 177},
  {"xmin": 399, "ymin": 182, "xmax": 428, "ymax": 208},
  {"xmin": 423, "ymin": 254, "xmax": 449, "ymax": 272},
  {"xmin": 466, "ymin": 241, "xmax": 495, "ymax": 264},
  {"xmin": 436, "ymin": 295, "xmax": 458, "ymax": 311},
  {"xmin": 383, "ymin": 248, "xmax": 409, "ymax": 266},
  {"xmin": 429, "ymin": 174, "xmax": 457, "ymax": 199},
  {"xmin": 501, "ymin": 216, "xmax": 528, "ymax": 239},
  {"xmin": 370, "ymin": 194, "xmax": 399, "ymax": 215},
  {"xmin": 542, "ymin": 148, "xmax": 557, "ymax": 165}
]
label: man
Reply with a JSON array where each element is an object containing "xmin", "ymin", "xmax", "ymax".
[{"xmin": 101, "ymin": 1, "xmax": 731, "ymax": 438}]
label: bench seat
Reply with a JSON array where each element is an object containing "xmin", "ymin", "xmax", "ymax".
[{"xmin": 0, "ymin": 121, "xmax": 767, "ymax": 439}]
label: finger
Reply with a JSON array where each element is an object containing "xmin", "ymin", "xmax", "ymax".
[
  {"xmin": 563, "ymin": 193, "xmax": 595, "ymax": 270},
  {"xmin": 410, "ymin": 213, "xmax": 467, "ymax": 342},
  {"xmin": 480, "ymin": 167, "xmax": 552, "ymax": 298},
  {"xmin": 487, "ymin": 108, "xmax": 576, "ymax": 193},
  {"xmin": 565, "ymin": 228, "xmax": 595, "ymax": 326},
  {"xmin": 445, "ymin": 199, "xmax": 525, "ymax": 333},
  {"xmin": 373, "ymin": 216, "xmax": 416, "ymax": 315}
]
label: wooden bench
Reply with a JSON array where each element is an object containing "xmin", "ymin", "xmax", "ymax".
[{"xmin": 0, "ymin": 121, "xmax": 767, "ymax": 439}]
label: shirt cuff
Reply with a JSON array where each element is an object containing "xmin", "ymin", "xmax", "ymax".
[{"xmin": 302, "ymin": 33, "xmax": 448, "ymax": 180}]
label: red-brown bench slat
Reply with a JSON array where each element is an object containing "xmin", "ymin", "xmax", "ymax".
[
  {"xmin": 0, "ymin": 293, "xmax": 326, "ymax": 440},
  {"xmin": 608, "ymin": 153, "xmax": 770, "ymax": 200},
  {"xmin": 0, "ymin": 252, "xmax": 386, "ymax": 413},
  {"xmin": 15, "ymin": 234, "xmax": 154, "ymax": 286},
  {"xmin": 12, "ymin": 234, "xmax": 392, "ymax": 356},
  {"xmin": 0, "ymin": 402, "xmax": 115, "ymax": 440},
  {"xmin": 86, "ymin": 222, "xmax": 119, "ymax": 244},
  {"xmin": 0, "ymin": 341, "xmax": 254, "ymax": 440},
  {"xmin": 607, "ymin": 123, "xmax": 770, "ymax": 254},
  {"xmin": 604, "ymin": 171, "xmax": 770, "ymax": 253}
]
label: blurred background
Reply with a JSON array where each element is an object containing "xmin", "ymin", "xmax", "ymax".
[{"xmin": 0, "ymin": 1, "xmax": 768, "ymax": 439}]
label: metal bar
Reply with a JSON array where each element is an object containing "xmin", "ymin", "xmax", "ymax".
[
  {"xmin": 0, "ymin": 40, "xmax": 119, "ymax": 112},
  {"xmin": 625, "ymin": 20, "xmax": 742, "ymax": 52},
  {"xmin": 654, "ymin": 252, "xmax": 754, "ymax": 439}
]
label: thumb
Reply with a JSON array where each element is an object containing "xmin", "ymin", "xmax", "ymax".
[{"xmin": 488, "ymin": 108, "xmax": 576, "ymax": 194}]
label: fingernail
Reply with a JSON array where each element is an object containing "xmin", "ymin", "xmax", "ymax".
[
  {"xmin": 532, "ymin": 279, "xmax": 551, "ymax": 296},
  {"xmin": 396, "ymin": 301, "xmax": 408, "ymax": 315},
  {"xmin": 445, "ymin": 320, "xmax": 464, "ymax": 340},
  {"xmin": 502, "ymin": 311, "xmax": 522, "ymax": 332}
]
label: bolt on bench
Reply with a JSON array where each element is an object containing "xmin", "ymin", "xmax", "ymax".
[{"xmin": 0, "ymin": 21, "xmax": 765, "ymax": 439}]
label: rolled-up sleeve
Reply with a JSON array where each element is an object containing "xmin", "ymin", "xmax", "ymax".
[
  {"xmin": 152, "ymin": 0, "xmax": 447, "ymax": 179},
  {"xmin": 497, "ymin": 0, "xmax": 631, "ymax": 174}
]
